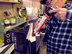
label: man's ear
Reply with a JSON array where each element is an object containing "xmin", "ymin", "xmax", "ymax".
[{"xmin": 40, "ymin": 0, "xmax": 46, "ymax": 5}]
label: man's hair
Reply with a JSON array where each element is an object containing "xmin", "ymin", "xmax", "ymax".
[
  {"xmin": 40, "ymin": 0, "xmax": 67, "ymax": 5},
  {"xmin": 40, "ymin": 0, "xmax": 46, "ymax": 5}
]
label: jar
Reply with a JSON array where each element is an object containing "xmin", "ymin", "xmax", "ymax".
[
  {"xmin": 4, "ymin": 18, "xmax": 11, "ymax": 29},
  {"xmin": 10, "ymin": 17, "xmax": 16, "ymax": 26}
]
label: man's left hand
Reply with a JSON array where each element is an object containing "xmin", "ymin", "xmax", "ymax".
[{"xmin": 50, "ymin": 6, "xmax": 68, "ymax": 21}]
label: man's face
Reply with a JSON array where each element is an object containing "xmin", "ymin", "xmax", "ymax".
[
  {"xmin": 52, "ymin": 0, "xmax": 67, "ymax": 8},
  {"xmin": 46, "ymin": 0, "xmax": 66, "ymax": 8}
]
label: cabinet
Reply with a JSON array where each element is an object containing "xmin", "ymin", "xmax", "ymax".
[{"xmin": 0, "ymin": 0, "xmax": 25, "ymax": 46}]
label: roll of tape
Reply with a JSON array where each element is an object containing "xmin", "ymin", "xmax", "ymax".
[
  {"xmin": 6, "ymin": 39, "xmax": 10, "ymax": 43},
  {"xmin": 6, "ymin": 34, "xmax": 10, "ymax": 38}
]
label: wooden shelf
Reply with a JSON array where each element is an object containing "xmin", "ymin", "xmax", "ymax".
[{"xmin": 0, "ymin": 1, "xmax": 20, "ymax": 4}]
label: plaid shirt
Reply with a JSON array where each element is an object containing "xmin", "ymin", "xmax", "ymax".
[{"xmin": 43, "ymin": 4, "xmax": 72, "ymax": 54}]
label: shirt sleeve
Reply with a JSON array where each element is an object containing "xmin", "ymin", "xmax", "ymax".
[{"xmin": 66, "ymin": 9, "xmax": 72, "ymax": 21}]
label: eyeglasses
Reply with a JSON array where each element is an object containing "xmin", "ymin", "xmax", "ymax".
[
  {"xmin": 46, "ymin": 0, "xmax": 52, "ymax": 5},
  {"xmin": 46, "ymin": 0, "xmax": 59, "ymax": 7}
]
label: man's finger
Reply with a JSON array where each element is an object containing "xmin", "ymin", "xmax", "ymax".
[
  {"xmin": 49, "ymin": 9, "xmax": 58, "ymax": 13},
  {"xmin": 55, "ymin": 6, "xmax": 62, "ymax": 10}
]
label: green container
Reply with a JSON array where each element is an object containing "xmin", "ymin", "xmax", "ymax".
[
  {"xmin": 0, "ymin": 20, "xmax": 4, "ymax": 45},
  {"xmin": 0, "ymin": 20, "xmax": 4, "ymax": 33}
]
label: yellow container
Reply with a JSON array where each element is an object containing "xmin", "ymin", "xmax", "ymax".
[{"xmin": 0, "ymin": 39, "xmax": 3, "ymax": 45}]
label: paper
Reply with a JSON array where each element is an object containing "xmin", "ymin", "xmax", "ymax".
[
  {"xmin": 0, "ymin": 45, "xmax": 8, "ymax": 53},
  {"xmin": 26, "ymin": 23, "xmax": 36, "ymax": 42}
]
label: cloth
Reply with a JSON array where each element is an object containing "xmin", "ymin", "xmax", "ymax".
[{"xmin": 43, "ymin": 3, "xmax": 72, "ymax": 54}]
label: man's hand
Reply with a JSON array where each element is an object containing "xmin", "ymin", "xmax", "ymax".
[{"xmin": 50, "ymin": 6, "xmax": 68, "ymax": 21}]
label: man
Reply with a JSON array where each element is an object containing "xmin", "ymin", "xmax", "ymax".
[{"xmin": 40, "ymin": 0, "xmax": 72, "ymax": 54}]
